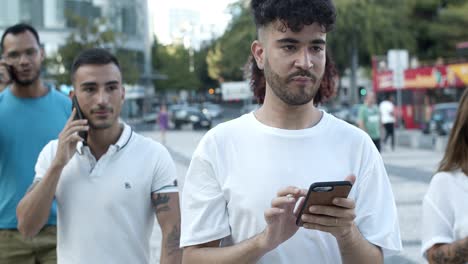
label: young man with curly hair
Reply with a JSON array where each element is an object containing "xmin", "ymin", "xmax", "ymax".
[{"xmin": 179, "ymin": 1, "xmax": 402, "ymax": 263}]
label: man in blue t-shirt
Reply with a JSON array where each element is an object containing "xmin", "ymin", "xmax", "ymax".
[{"xmin": 0, "ymin": 23, "xmax": 70, "ymax": 263}]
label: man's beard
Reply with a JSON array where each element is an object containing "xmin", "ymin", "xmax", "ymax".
[
  {"xmin": 87, "ymin": 107, "xmax": 116, "ymax": 130},
  {"xmin": 13, "ymin": 68, "xmax": 41, "ymax": 86},
  {"xmin": 264, "ymin": 59, "xmax": 320, "ymax": 106},
  {"xmin": 88, "ymin": 120, "xmax": 114, "ymax": 130}
]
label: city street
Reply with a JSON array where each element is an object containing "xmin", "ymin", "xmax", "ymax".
[{"xmin": 141, "ymin": 127, "xmax": 444, "ymax": 264}]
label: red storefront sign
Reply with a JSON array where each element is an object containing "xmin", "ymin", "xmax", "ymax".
[{"xmin": 373, "ymin": 63, "xmax": 468, "ymax": 91}]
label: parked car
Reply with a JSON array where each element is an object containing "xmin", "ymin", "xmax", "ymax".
[
  {"xmin": 426, "ymin": 102, "xmax": 458, "ymax": 136},
  {"xmin": 201, "ymin": 102, "xmax": 224, "ymax": 119},
  {"xmin": 171, "ymin": 106, "xmax": 212, "ymax": 130},
  {"xmin": 240, "ymin": 103, "xmax": 261, "ymax": 115},
  {"xmin": 143, "ymin": 111, "xmax": 159, "ymax": 124}
]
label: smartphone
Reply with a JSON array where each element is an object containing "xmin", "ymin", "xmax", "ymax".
[
  {"xmin": 296, "ymin": 181, "xmax": 352, "ymax": 227},
  {"xmin": 0, "ymin": 63, "xmax": 15, "ymax": 83},
  {"xmin": 72, "ymin": 96, "xmax": 88, "ymax": 144}
]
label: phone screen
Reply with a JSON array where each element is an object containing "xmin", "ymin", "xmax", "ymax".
[
  {"xmin": 296, "ymin": 181, "xmax": 352, "ymax": 227},
  {"xmin": 72, "ymin": 96, "xmax": 88, "ymax": 144}
]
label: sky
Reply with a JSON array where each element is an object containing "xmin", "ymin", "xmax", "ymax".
[{"xmin": 149, "ymin": 0, "xmax": 238, "ymax": 45}]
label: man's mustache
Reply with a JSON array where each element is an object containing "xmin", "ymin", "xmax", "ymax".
[
  {"xmin": 90, "ymin": 106, "xmax": 113, "ymax": 113},
  {"xmin": 287, "ymin": 70, "xmax": 318, "ymax": 83}
]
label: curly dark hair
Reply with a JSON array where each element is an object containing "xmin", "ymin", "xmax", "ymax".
[
  {"xmin": 248, "ymin": 0, "xmax": 338, "ymax": 105},
  {"xmin": 251, "ymin": 0, "xmax": 336, "ymax": 33},
  {"xmin": 247, "ymin": 51, "xmax": 338, "ymax": 106}
]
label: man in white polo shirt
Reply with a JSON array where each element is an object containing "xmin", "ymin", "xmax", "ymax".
[{"xmin": 16, "ymin": 48, "xmax": 182, "ymax": 264}]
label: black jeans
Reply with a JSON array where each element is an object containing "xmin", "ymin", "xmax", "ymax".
[
  {"xmin": 383, "ymin": 123, "xmax": 395, "ymax": 150},
  {"xmin": 372, "ymin": 138, "xmax": 381, "ymax": 152}
]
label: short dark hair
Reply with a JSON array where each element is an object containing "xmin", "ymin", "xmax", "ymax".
[
  {"xmin": 251, "ymin": 0, "xmax": 336, "ymax": 33},
  {"xmin": 1, "ymin": 23, "xmax": 41, "ymax": 52},
  {"xmin": 71, "ymin": 48, "xmax": 121, "ymax": 81}
]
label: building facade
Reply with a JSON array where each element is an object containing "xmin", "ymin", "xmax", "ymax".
[{"xmin": 0, "ymin": 0, "xmax": 151, "ymax": 79}]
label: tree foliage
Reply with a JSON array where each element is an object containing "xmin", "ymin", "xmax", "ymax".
[
  {"xmin": 149, "ymin": 0, "xmax": 468, "ymax": 91},
  {"xmin": 206, "ymin": 1, "xmax": 256, "ymax": 82},
  {"xmin": 205, "ymin": 0, "xmax": 468, "ymax": 81},
  {"xmin": 47, "ymin": 13, "xmax": 140, "ymax": 85},
  {"xmin": 152, "ymin": 39, "xmax": 201, "ymax": 91}
]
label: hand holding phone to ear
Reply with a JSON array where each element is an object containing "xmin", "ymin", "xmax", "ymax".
[
  {"xmin": 71, "ymin": 96, "xmax": 88, "ymax": 144},
  {"xmin": 52, "ymin": 108, "xmax": 89, "ymax": 168},
  {"xmin": 0, "ymin": 61, "xmax": 12, "ymax": 87}
]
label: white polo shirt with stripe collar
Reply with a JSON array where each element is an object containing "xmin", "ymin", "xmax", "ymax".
[{"xmin": 34, "ymin": 122, "xmax": 177, "ymax": 264}]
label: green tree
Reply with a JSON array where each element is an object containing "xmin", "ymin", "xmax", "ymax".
[
  {"xmin": 153, "ymin": 42, "xmax": 201, "ymax": 91},
  {"xmin": 198, "ymin": 0, "xmax": 468, "ymax": 92},
  {"xmin": 152, "ymin": 36, "xmax": 217, "ymax": 93},
  {"xmin": 329, "ymin": 0, "xmax": 415, "ymax": 72},
  {"xmin": 47, "ymin": 14, "xmax": 140, "ymax": 85},
  {"xmin": 206, "ymin": 42, "xmax": 223, "ymax": 81},
  {"xmin": 194, "ymin": 43, "xmax": 218, "ymax": 91},
  {"xmin": 206, "ymin": 1, "xmax": 256, "ymax": 82},
  {"xmin": 407, "ymin": 0, "xmax": 468, "ymax": 60}
]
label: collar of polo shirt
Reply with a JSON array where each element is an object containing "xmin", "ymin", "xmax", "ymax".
[{"xmin": 76, "ymin": 123, "xmax": 133, "ymax": 155}]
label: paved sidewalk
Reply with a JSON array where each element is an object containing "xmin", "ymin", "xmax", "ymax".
[{"xmin": 382, "ymin": 148, "xmax": 443, "ymax": 264}]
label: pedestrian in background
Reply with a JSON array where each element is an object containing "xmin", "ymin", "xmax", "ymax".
[
  {"xmin": 0, "ymin": 23, "xmax": 71, "ymax": 264},
  {"xmin": 16, "ymin": 48, "xmax": 182, "ymax": 264},
  {"xmin": 423, "ymin": 95, "xmax": 433, "ymax": 134},
  {"xmin": 358, "ymin": 92, "xmax": 382, "ymax": 151},
  {"xmin": 179, "ymin": 0, "xmax": 401, "ymax": 263},
  {"xmin": 421, "ymin": 88, "xmax": 468, "ymax": 263},
  {"xmin": 379, "ymin": 94, "xmax": 395, "ymax": 151},
  {"xmin": 158, "ymin": 103, "xmax": 169, "ymax": 145}
]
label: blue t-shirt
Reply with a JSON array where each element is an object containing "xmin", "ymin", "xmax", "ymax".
[{"xmin": 0, "ymin": 86, "xmax": 71, "ymax": 229}]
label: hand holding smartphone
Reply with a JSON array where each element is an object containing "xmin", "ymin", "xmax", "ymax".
[
  {"xmin": 72, "ymin": 96, "xmax": 88, "ymax": 145},
  {"xmin": 0, "ymin": 61, "xmax": 13, "ymax": 84},
  {"xmin": 296, "ymin": 181, "xmax": 352, "ymax": 227}
]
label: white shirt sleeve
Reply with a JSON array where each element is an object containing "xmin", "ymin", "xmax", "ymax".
[
  {"xmin": 151, "ymin": 144, "xmax": 178, "ymax": 194},
  {"xmin": 420, "ymin": 172, "xmax": 454, "ymax": 259},
  {"xmin": 34, "ymin": 140, "xmax": 58, "ymax": 182},
  {"xmin": 353, "ymin": 145, "xmax": 402, "ymax": 257},
  {"xmin": 179, "ymin": 135, "xmax": 231, "ymax": 247}
]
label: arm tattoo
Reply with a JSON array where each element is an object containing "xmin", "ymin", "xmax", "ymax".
[
  {"xmin": 165, "ymin": 225, "xmax": 182, "ymax": 256},
  {"xmin": 429, "ymin": 239, "xmax": 468, "ymax": 264},
  {"xmin": 152, "ymin": 193, "xmax": 170, "ymax": 214}
]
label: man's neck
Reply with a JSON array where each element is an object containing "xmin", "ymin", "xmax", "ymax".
[
  {"xmin": 11, "ymin": 79, "xmax": 48, "ymax": 98},
  {"xmin": 87, "ymin": 123, "xmax": 123, "ymax": 160},
  {"xmin": 254, "ymin": 90, "xmax": 322, "ymax": 130}
]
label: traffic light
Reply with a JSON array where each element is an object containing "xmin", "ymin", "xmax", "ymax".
[
  {"xmin": 208, "ymin": 88, "xmax": 215, "ymax": 95},
  {"xmin": 359, "ymin": 86, "xmax": 367, "ymax": 97}
]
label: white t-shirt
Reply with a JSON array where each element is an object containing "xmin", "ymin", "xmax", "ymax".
[
  {"xmin": 421, "ymin": 169, "xmax": 468, "ymax": 259},
  {"xmin": 34, "ymin": 123, "xmax": 177, "ymax": 264},
  {"xmin": 180, "ymin": 112, "xmax": 402, "ymax": 263},
  {"xmin": 379, "ymin": 100, "xmax": 395, "ymax": 124}
]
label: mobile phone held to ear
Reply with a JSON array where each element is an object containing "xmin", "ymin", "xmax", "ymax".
[
  {"xmin": 0, "ymin": 63, "xmax": 15, "ymax": 83},
  {"xmin": 72, "ymin": 95, "xmax": 88, "ymax": 144},
  {"xmin": 296, "ymin": 181, "xmax": 352, "ymax": 227},
  {"xmin": 6, "ymin": 64, "xmax": 15, "ymax": 82}
]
